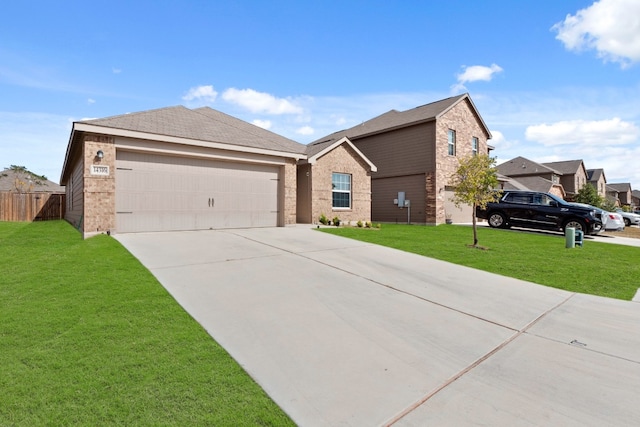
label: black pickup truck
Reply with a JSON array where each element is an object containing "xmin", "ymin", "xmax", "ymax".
[{"xmin": 476, "ymin": 190, "xmax": 603, "ymax": 235}]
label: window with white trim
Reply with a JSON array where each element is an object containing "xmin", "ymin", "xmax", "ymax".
[
  {"xmin": 332, "ymin": 173, "xmax": 351, "ymax": 209},
  {"xmin": 448, "ymin": 129, "xmax": 456, "ymax": 156},
  {"xmin": 472, "ymin": 137, "xmax": 478, "ymax": 156}
]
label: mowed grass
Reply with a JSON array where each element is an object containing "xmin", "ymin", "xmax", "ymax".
[
  {"xmin": 0, "ymin": 221, "xmax": 293, "ymax": 426},
  {"xmin": 320, "ymin": 224, "xmax": 640, "ymax": 301}
]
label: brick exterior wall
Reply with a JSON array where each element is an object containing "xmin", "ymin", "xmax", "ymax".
[
  {"xmin": 82, "ymin": 134, "xmax": 116, "ymax": 237},
  {"xmin": 283, "ymin": 158, "xmax": 297, "ymax": 225},
  {"xmin": 310, "ymin": 144, "xmax": 372, "ymax": 225},
  {"xmin": 434, "ymin": 100, "xmax": 490, "ymax": 224}
]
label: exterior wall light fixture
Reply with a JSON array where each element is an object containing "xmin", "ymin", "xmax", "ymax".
[{"xmin": 96, "ymin": 150, "xmax": 104, "ymax": 159}]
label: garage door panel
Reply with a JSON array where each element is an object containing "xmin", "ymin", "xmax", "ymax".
[{"xmin": 116, "ymin": 151, "xmax": 279, "ymax": 233}]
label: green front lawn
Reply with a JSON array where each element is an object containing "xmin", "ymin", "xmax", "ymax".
[
  {"xmin": 320, "ymin": 224, "xmax": 640, "ymax": 301},
  {"xmin": 0, "ymin": 221, "xmax": 293, "ymax": 426}
]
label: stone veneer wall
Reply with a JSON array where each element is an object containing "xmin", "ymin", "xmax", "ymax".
[
  {"xmin": 433, "ymin": 100, "xmax": 490, "ymax": 224},
  {"xmin": 82, "ymin": 134, "xmax": 116, "ymax": 237},
  {"xmin": 311, "ymin": 144, "xmax": 372, "ymax": 224}
]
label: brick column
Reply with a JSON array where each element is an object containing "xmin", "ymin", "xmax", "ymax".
[{"xmin": 83, "ymin": 134, "xmax": 115, "ymax": 237}]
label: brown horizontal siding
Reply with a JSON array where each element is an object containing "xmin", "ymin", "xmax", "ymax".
[
  {"xmin": 353, "ymin": 122, "xmax": 435, "ymax": 179},
  {"xmin": 0, "ymin": 192, "xmax": 65, "ymax": 222},
  {"xmin": 371, "ymin": 174, "xmax": 425, "ymax": 223}
]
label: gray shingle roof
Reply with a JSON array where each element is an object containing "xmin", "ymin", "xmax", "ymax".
[
  {"xmin": 542, "ymin": 159, "xmax": 584, "ymax": 175},
  {"xmin": 497, "ymin": 156, "xmax": 561, "ymax": 177},
  {"xmin": 505, "ymin": 176, "xmax": 558, "ymax": 193},
  {"xmin": 0, "ymin": 168, "xmax": 64, "ymax": 192},
  {"xmin": 586, "ymin": 168, "xmax": 604, "ymax": 182},
  {"xmin": 81, "ymin": 106, "xmax": 306, "ymax": 154},
  {"xmin": 608, "ymin": 182, "xmax": 632, "ymax": 192},
  {"xmin": 309, "ymin": 93, "xmax": 485, "ymax": 145}
]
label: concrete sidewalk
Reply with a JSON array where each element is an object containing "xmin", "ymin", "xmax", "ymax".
[{"xmin": 116, "ymin": 226, "xmax": 640, "ymax": 426}]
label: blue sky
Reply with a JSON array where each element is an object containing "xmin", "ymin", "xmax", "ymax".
[{"xmin": 1, "ymin": 0, "xmax": 639, "ymax": 188}]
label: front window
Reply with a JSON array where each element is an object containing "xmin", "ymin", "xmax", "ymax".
[
  {"xmin": 448, "ymin": 130, "xmax": 456, "ymax": 156},
  {"xmin": 332, "ymin": 173, "xmax": 351, "ymax": 209},
  {"xmin": 472, "ymin": 137, "xmax": 478, "ymax": 156}
]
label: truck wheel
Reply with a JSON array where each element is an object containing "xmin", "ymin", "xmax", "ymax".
[
  {"xmin": 564, "ymin": 219, "xmax": 586, "ymax": 234},
  {"xmin": 488, "ymin": 212, "xmax": 507, "ymax": 228}
]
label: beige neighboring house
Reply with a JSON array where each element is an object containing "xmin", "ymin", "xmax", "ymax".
[
  {"xmin": 496, "ymin": 156, "xmax": 566, "ymax": 198},
  {"xmin": 542, "ymin": 160, "xmax": 588, "ymax": 200},
  {"xmin": 608, "ymin": 182, "xmax": 633, "ymax": 207},
  {"xmin": 586, "ymin": 168, "xmax": 607, "ymax": 198},
  {"xmin": 297, "ymin": 137, "xmax": 376, "ymax": 225},
  {"xmin": 60, "ymin": 106, "xmax": 375, "ymax": 238},
  {"xmin": 311, "ymin": 93, "xmax": 492, "ymax": 224}
]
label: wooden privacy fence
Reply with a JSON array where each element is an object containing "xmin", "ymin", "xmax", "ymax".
[{"xmin": 0, "ymin": 192, "xmax": 65, "ymax": 222}]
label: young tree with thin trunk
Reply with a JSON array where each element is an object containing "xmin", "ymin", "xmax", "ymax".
[{"xmin": 449, "ymin": 154, "xmax": 500, "ymax": 248}]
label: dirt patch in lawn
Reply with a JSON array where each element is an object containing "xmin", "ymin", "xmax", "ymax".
[{"xmin": 601, "ymin": 225, "xmax": 640, "ymax": 239}]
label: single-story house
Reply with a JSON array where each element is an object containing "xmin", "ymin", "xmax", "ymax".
[
  {"xmin": 60, "ymin": 106, "xmax": 376, "ymax": 238},
  {"xmin": 310, "ymin": 93, "xmax": 492, "ymax": 224}
]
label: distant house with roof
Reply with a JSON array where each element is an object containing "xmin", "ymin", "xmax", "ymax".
[
  {"xmin": 0, "ymin": 167, "xmax": 64, "ymax": 193},
  {"xmin": 541, "ymin": 160, "xmax": 588, "ymax": 200},
  {"xmin": 496, "ymin": 156, "xmax": 565, "ymax": 198},
  {"xmin": 586, "ymin": 168, "xmax": 607, "ymax": 198},
  {"xmin": 632, "ymin": 190, "xmax": 640, "ymax": 209},
  {"xmin": 608, "ymin": 183, "xmax": 633, "ymax": 207},
  {"xmin": 311, "ymin": 93, "xmax": 492, "ymax": 224}
]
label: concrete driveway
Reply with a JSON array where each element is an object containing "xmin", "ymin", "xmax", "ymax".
[{"xmin": 115, "ymin": 226, "xmax": 640, "ymax": 426}]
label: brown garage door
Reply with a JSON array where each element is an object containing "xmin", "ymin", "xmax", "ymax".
[{"xmin": 115, "ymin": 151, "xmax": 279, "ymax": 233}]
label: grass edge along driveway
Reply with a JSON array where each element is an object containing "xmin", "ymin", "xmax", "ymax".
[
  {"xmin": 0, "ymin": 221, "xmax": 294, "ymax": 426},
  {"xmin": 320, "ymin": 224, "xmax": 640, "ymax": 301}
]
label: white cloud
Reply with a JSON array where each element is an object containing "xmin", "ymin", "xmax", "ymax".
[
  {"xmin": 112, "ymin": 67, "xmax": 122, "ymax": 74},
  {"xmin": 552, "ymin": 0, "xmax": 640, "ymax": 67},
  {"xmin": 296, "ymin": 126, "xmax": 314, "ymax": 136},
  {"xmin": 252, "ymin": 119, "xmax": 272, "ymax": 129},
  {"xmin": 182, "ymin": 85, "xmax": 218, "ymax": 103},
  {"xmin": 87, "ymin": 98, "xmax": 95, "ymax": 105},
  {"xmin": 451, "ymin": 64, "xmax": 503, "ymax": 93},
  {"xmin": 525, "ymin": 118, "xmax": 639, "ymax": 146},
  {"xmin": 222, "ymin": 88, "xmax": 303, "ymax": 115}
]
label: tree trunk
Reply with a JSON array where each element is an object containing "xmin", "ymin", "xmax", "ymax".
[{"xmin": 472, "ymin": 203, "xmax": 478, "ymax": 246}]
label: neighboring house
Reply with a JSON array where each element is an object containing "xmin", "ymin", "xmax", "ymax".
[
  {"xmin": 606, "ymin": 185, "xmax": 620, "ymax": 207},
  {"xmin": 608, "ymin": 183, "xmax": 633, "ymax": 207},
  {"xmin": 59, "ymin": 106, "xmax": 375, "ymax": 238},
  {"xmin": 542, "ymin": 160, "xmax": 588, "ymax": 200},
  {"xmin": 496, "ymin": 156, "xmax": 565, "ymax": 198},
  {"xmin": 632, "ymin": 190, "xmax": 640, "ymax": 208},
  {"xmin": 586, "ymin": 168, "xmax": 607, "ymax": 198},
  {"xmin": 500, "ymin": 175, "xmax": 566, "ymax": 198},
  {"xmin": 0, "ymin": 168, "xmax": 64, "ymax": 193},
  {"xmin": 297, "ymin": 137, "xmax": 376, "ymax": 225},
  {"xmin": 311, "ymin": 93, "xmax": 492, "ymax": 224}
]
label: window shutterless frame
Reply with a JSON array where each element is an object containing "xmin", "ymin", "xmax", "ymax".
[
  {"xmin": 448, "ymin": 129, "xmax": 456, "ymax": 156},
  {"xmin": 332, "ymin": 173, "xmax": 351, "ymax": 209}
]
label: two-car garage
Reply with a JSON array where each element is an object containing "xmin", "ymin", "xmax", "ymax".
[{"xmin": 115, "ymin": 151, "xmax": 281, "ymax": 233}]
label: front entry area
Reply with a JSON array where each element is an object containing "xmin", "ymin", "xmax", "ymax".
[{"xmin": 115, "ymin": 151, "xmax": 280, "ymax": 233}]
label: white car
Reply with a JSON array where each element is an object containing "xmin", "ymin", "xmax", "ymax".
[
  {"xmin": 615, "ymin": 209, "xmax": 640, "ymax": 227},
  {"xmin": 602, "ymin": 211, "xmax": 625, "ymax": 231}
]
